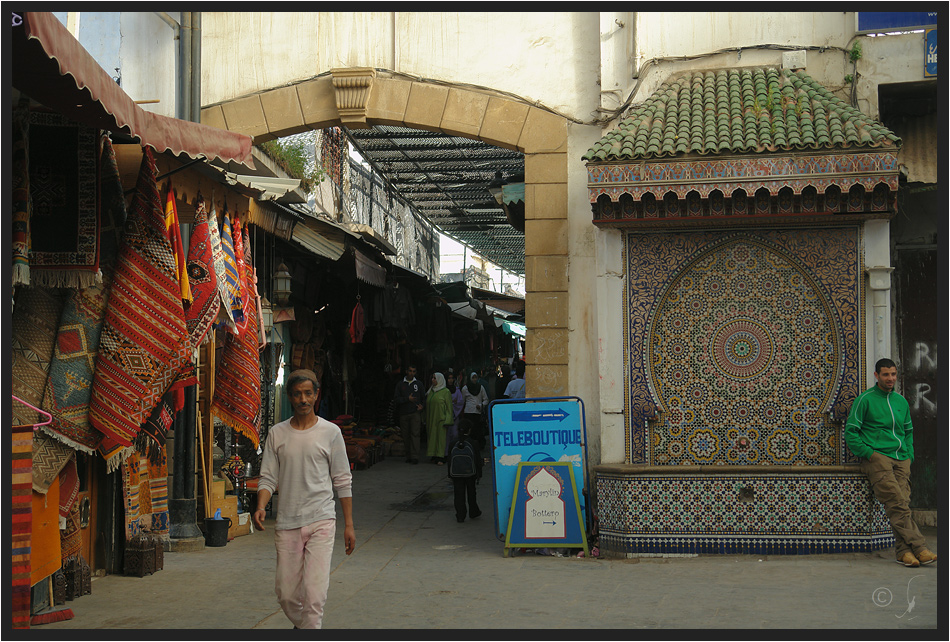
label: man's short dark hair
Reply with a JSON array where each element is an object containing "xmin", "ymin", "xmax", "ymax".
[
  {"xmin": 286, "ymin": 369, "xmax": 319, "ymax": 395},
  {"xmin": 515, "ymin": 360, "xmax": 526, "ymax": 377},
  {"xmin": 875, "ymin": 358, "xmax": 897, "ymax": 373}
]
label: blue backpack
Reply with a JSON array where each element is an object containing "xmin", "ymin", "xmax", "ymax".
[{"xmin": 449, "ymin": 439, "xmax": 476, "ymax": 478}]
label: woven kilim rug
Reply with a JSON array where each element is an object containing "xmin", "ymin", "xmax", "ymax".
[
  {"xmin": 219, "ymin": 211, "xmax": 245, "ymax": 328},
  {"xmin": 207, "ymin": 206, "xmax": 236, "ymax": 332},
  {"xmin": 28, "ymin": 111, "xmax": 99, "ymax": 289},
  {"xmin": 13, "ymin": 103, "xmax": 31, "ymax": 286},
  {"xmin": 12, "ymin": 286, "xmax": 67, "ymax": 426},
  {"xmin": 89, "ymin": 147, "xmax": 193, "ymax": 472},
  {"xmin": 184, "ymin": 199, "xmax": 220, "ymax": 346},
  {"xmin": 40, "ymin": 135, "xmax": 127, "ymax": 456},
  {"xmin": 31, "ymin": 432, "xmax": 73, "ymax": 494},
  {"xmin": 232, "ymin": 215, "xmax": 251, "ymax": 335},
  {"xmin": 133, "ymin": 391, "xmax": 175, "ymax": 464},
  {"xmin": 12, "ymin": 424, "xmax": 33, "ymax": 629},
  {"xmin": 212, "ymin": 228, "xmax": 262, "ymax": 447},
  {"xmin": 60, "ymin": 501, "xmax": 82, "ymax": 563},
  {"xmin": 121, "ymin": 448, "xmax": 169, "ymax": 540},
  {"xmin": 165, "ymin": 187, "xmax": 192, "ymax": 304}
]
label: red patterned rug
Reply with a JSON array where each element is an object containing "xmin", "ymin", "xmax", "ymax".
[
  {"xmin": 89, "ymin": 147, "xmax": 193, "ymax": 471},
  {"xmin": 12, "ymin": 424, "xmax": 33, "ymax": 629},
  {"xmin": 184, "ymin": 198, "xmax": 220, "ymax": 346},
  {"xmin": 212, "ymin": 226, "xmax": 262, "ymax": 447}
]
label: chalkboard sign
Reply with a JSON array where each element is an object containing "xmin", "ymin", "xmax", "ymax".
[{"xmin": 502, "ymin": 462, "xmax": 588, "ymax": 557}]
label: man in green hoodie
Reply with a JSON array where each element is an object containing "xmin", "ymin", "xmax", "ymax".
[{"xmin": 845, "ymin": 358, "xmax": 937, "ymax": 567}]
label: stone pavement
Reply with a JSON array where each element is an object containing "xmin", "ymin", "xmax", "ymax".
[{"xmin": 34, "ymin": 455, "xmax": 942, "ymax": 632}]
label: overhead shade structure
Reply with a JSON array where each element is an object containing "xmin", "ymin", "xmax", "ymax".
[
  {"xmin": 353, "ymin": 248, "xmax": 387, "ymax": 287},
  {"xmin": 291, "ymin": 221, "xmax": 346, "ymax": 261},
  {"xmin": 12, "ymin": 11, "xmax": 254, "ymax": 168},
  {"xmin": 502, "ymin": 320, "xmax": 526, "ymax": 337}
]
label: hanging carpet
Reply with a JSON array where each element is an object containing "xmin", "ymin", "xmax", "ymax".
[
  {"xmin": 164, "ymin": 187, "xmax": 192, "ymax": 304},
  {"xmin": 60, "ymin": 501, "xmax": 82, "ymax": 563},
  {"xmin": 13, "ymin": 101, "xmax": 31, "ymax": 286},
  {"xmin": 212, "ymin": 228, "xmax": 262, "ymax": 448},
  {"xmin": 27, "ymin": 111, "xmax": 100, "ymax": 289},
  {"xmin": 231, "ymin": 215, "xmax": 251, "ymax": 335},
  {"xmin": 31, "ymin": 432, "xmax": 73, "ymax": 494},
  {"xmin": 207, "ymin": 205, "xmax": 236, "ymax": 332},
  {"xmin": 184, "ymin": 198, "xmax": 220, "ymax": 346},
  {"xmin": 121, "ymin": 448, "xmax": 169, "ymax": 540},
  {"xmin": 89, "ymin": 147, "xmax": 193, "ymax": 472},
  {"xmin": 40, "ymin": 134, "xmax": 127, "ymax": 455},
  {"xmin": 219, "ymin": 210, "xmax": 244, "ymax": 329},
  {"xmin": 133, "ymin": 391, "xmax": 175, "ymax": 464},
  {"xmin": 12, "ymin": 424, "xmax": 34, "ymax": 629},
  {"xmin": 12, "ymin": 286, "xmax": 67, "ymax": 426}
]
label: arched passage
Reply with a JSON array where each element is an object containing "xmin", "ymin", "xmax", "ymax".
[{"xmin": 202, "ymin": 70, "xmax": 571, "ymax": 396}]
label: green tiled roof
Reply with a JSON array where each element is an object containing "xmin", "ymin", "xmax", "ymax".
[{"xmin": 583, "ymin": 67, "xmax": 901, "ymax": 162}]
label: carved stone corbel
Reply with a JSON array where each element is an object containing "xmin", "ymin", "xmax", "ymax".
[{"xmin": 330, "ymin": 68, "xmax": 376, "ymax": 128}]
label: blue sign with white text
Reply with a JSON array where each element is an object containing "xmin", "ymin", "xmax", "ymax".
[
  {"xmin": 857, "ymin": 12, "xmax": 937, "ymax": 33},
  {"xmin": 926, "ymin": 28, "xmax": 938, "ymax": 77},
  {"xmin": 489, "ymin": 397, "xmax": 588, "ymax": 542}
]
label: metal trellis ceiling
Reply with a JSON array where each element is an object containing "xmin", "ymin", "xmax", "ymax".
[{"xmin": 344, "ymin": 125, "xmax": 525, "ymax": 275}]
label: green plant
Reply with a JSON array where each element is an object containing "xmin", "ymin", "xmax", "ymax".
[
  {"xmin": 849, "ymin": 42, "xmax": 862, "ymax": 63},
  {"xmin": 259, "ymin": 136, "xmax": 325, "ymax": 194}
]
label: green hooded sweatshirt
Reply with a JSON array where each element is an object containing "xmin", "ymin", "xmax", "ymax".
[{"xmin": 844, "ymin": 385, "xmax": 914, "ymax": 461}]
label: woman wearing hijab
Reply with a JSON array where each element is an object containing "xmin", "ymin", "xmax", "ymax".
[
  {"xmin": 461, "ymin": 370, "xmax": 489, "ymax": 453},
  {"xmin": 445, "ymin": 372, "xmax": 465, "ymax": 461},
  {"xmin": 425, "ymin": 372, "xmax": 455, "ymax": 464}
]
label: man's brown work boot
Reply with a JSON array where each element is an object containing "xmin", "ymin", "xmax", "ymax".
[
  {"xmin": 897, "ymin": 551, "xmax": 920, "ymax": 567},
  {"xmin": 916, "ymin": 548, "xmax": 938, "ymax": 565}
]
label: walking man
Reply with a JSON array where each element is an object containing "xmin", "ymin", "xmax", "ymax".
[
  {"xmin": 845, "ymin": 358, "xmax": 936, "ymax": 567},
  {"xmin": 394, "ymin": 365, "xmax": 424, "ymax": 464},
  {"xmin": 253, "ymin": 369, "xmax": 355, "ymax": 629}
]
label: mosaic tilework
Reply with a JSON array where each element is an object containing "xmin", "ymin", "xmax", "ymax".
[
  {"xmin": 625, "ymin": 227, "xmax": 863, "ymax": 465},
  {"xmin": 596, "ymin": 472, "xmax": 894, "ymax": 555}
]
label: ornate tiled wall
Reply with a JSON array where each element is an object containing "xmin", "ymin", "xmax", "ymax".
[
  {"xmin": 596, "ymin": 471, "xmax": 893, "ymax": 555},
  {"xmin": 625, "ymin": 226, "xmax": 863, "ymax": 465}
]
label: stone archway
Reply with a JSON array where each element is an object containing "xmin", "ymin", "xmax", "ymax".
[{"xmin": 201, "ymin": 69, "xmax": 571, "ymax": 397}]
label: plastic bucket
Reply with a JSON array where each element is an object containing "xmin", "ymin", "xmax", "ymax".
[{"xmin": 204, "ymin": 517, "xmax": 232, "ymax": 547}]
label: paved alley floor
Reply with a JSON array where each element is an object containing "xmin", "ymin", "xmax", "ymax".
[{"xmin": 31, "ymin": 454, "xmax": 943, "ymax": 634}]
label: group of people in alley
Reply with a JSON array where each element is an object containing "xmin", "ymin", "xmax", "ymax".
[
  {"xmin": 250, "ymin": 359, "xmax": 526, "ymax": 628},
  {"xmin": 250, "ymin": 356, "xmax": 931, "ymax": 629}
]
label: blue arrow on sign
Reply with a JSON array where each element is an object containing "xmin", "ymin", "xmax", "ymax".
[{"xmin": 511, "ymin": 408, "xmax": 570, "ymax": 422}]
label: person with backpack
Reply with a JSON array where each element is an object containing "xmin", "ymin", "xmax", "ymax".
[{"xmin": 447, "ymin": 425, "xmax": 483, "ymax": 523}]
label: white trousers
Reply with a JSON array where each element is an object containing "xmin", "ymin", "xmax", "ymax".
[{"xmin": 273, "ymin": 519, "xmax": 336, "ymax": 629}]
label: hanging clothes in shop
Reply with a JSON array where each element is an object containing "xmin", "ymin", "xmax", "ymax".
[{"xmin": 349, "ymin": 299, "xmax": 366, "ymax": 344}]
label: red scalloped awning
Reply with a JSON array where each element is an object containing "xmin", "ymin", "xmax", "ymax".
[{"xmin": 12, "ymin": 12, "xmax": 254, "ymax": 168}]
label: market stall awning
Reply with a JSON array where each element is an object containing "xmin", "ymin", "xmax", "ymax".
[
  {"xmin": 12, "ymin": 11, "xmax": 254, "ymax": 168},
  {"xmin": 353, "ymin": 248, "xmax": 387, "ymax": 287}
]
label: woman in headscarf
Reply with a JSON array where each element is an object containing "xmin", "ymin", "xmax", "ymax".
[
  {"xmin": 461, "ymin": 370, "xmax": 489, "ymax": 453},
  {"xmin": 425, "ymin": 372, "xmax": 455, "ymax": 464},
  {"xmin": 444, "ymin": 371, "xmax": 465, "ymax": 461}
]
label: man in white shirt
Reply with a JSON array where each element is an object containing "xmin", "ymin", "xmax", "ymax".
[
  {"xmin": 253, "ymin": 369, "xmax": 355, "ymax": 629},
  {"xmin": 503, "ymin": 360, "xmax": 527, "ymax": 399}
]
